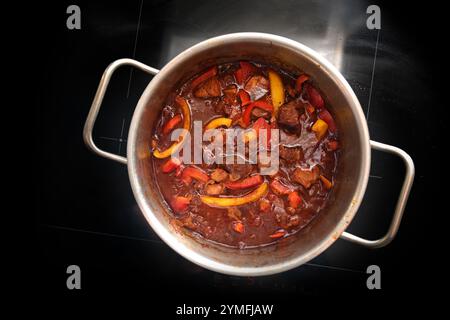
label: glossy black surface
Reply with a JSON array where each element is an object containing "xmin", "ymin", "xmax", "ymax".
[{"xmin": 34, "ymin": 0, "xmax": 442, "ymax": 304}]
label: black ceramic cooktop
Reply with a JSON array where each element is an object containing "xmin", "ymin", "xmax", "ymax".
[{"xmin": 34, "ymin": 0, "xmax": 442, "ymax": 307}]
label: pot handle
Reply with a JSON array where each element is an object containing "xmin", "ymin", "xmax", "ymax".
[
  {"xmin": 340, "ymin": 140, "xmax": 415, "ymax": 248},
  {"xmin": 83, "ymin": 58, "xmax": 159, "ymax": 164}
]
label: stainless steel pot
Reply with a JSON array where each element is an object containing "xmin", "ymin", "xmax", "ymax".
[{"xmin": 83, "ymin": 33, "xmax": 415, "ymax": 276}]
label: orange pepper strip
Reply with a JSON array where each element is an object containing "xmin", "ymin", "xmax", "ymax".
[
  {"xmin": 311, "ymin": 118, "xmax": 328, "ymax": 140},
  {"xmin": 288, "ymin": 191, "xmax": 302, "ymax": 209},
  {"xmin": 319, "ymin": 175, "xmax": 333, "ymax": 189},
  {"xmin": 204, "ymin": 117, "xmax": 232, "ymax": 130},
  {"xmin": 153, "ymin": 96, "xmax": 191, "ymax": 159},
  {"xmin": 200, "ymin": 182, "xmax": 268, "ymax": 207},
  {"xmin": 268, "ymin": 69, "xmax": 285, "ymax": 116},
  {"xmin": 232, "ymin": 221, "xmax": 245, "ymax": 233},
  {"xmin": 269, "ymin": 229, "xmax": 287, "ymax": 239}
]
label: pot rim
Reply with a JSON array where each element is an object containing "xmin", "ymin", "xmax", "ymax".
[{"xmin": 127, "ymin": 32, "xmax": 371, "ymax": 276}]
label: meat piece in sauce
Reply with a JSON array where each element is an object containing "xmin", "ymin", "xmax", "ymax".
[
  {"xmin": 211, "ymin": 168, "xmax": 229, "ymax": 182},
  {"xmin": 244, "ymin": 75, "xmax": 269, "ymax": 100},
  {"xmin": 279, "ymin": 145, "xmax": 303, "ymax": 162},
  {"xmin": 224, "ymin": 163, "xmax": 254, "ymax": 181},
  {"xmin": 278, "ymin": 100, "xmax": 300, "ymax": 130},
  {"xmin": 223, "ymin": 103, "xmax": 241, "ymax": 120},
  {"xmin": 205, "ymin": 183, "xmax": 224, "ymax": 195},
  {"xmin": 227, "ymin": 207, "xmax": 242, "ymax": 221},
  {"xmin": 223, "ymin": 85, "xmax": 238, "ymax": 105},
  {"xmin": 194, "ymin": 77, "xmax": 221, "ymax": 98},
  {"xmin": 292, "ymin": 166, "xmax": 320, "ymax": 189},
  {"xmin": 251, "ymin": 107, "xmax": 271, "ymax": 120}
]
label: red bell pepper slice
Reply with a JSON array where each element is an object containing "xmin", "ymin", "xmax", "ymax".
[
  {"xmin": 235, "ymin": 61, "xmax": 257, "ymax": 85},
  {"xmin": 318, "ymin": 109, "xmax": 336, "ymax": 132},
  {"xmin": 181, "ymin": 166, "xmax": 209, "ymax": 185},
  {"xmin": 190, "ymin": 66, "xmax": 218, "ymax": 89},
  {"xmin": 304, "ymin": 83, "xmax": 325, "ymax": 109},
  {"xmin": 250, "ymin": 117, "xmax": 273, "ymax": 147},
  {"xmin": 170, "ymin": 196, "xmax": 191, "ymax": 214},
  {"xmin": 295, "ymin": 74, "xmax": 310, "ymax": 92},
  {"xmin": 327, "ymin": 140, "xmax": 339, "ymax": 151},
  {"xmin": 225, "ymin": 175, "xmax": 263, "ymax": 190},
  {"xmin": 238, "ymin": 89, "xmax": 251, "ymax": 106},
  {"xmin": 242, "ymin": 101, "xmax": 274, "ymax": 127},
  {"xmin": 161, "ymin": 157, "xmax": 182, "ymax": 173},
  {"xmin": 288, "ymin": 191, "xmax": 302, "ymax": 209},
  {"xmin": 162, "ymin": 114, "xmax": 182, "ymax": 135}
]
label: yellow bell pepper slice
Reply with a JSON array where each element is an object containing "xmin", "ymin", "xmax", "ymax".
[
  {"xmin": 200, "ymin": 182, "xmax": 268, "ymax": 207},
  {"xmin": 204, "ymin": 117, "xmax": 232, "ymax": 130},
  {"xmin": 268, "ymin": 70, "xmax": 285, "ymax": 116},
  {"xmin": 311, "ymin": 118, "xmax": 328, "ymax": 140},
  {"xmin": 153, "ymin": 96, "xmax": 191, "ymax": 159}
]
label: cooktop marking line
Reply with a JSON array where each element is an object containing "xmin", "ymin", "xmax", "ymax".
[
  {"xmin": 305, "ymin": 263, "xmax": 364, "ymax": 274},
  {"xmin": 126, "ymin": 0, "xmax": 144, "ymax": 99},
  {"xmin": 118, "ymin": 118, "xmax": 126, "ymax": 154},
  {"xmin": 366, "ymin": 28, "xmax": 380, "ymax": 120},
  {"xmin": 41, "ymin": 224, "xmax": 162, "ymax": 244},
  {"xmin": 99, "ymin": 136, "xmax": 127, "ymax": 142}
]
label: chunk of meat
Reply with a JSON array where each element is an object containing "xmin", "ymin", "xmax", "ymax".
[
  {"xmin": 278, "ymin": 101, "xmax": 300, "ymax": 130},
  {"xmin": 219, "ymin": 73, "xmax": 236, "ymax": 88},
  {"xmin": 244, "ymin": 75, "xmax": 269, "ymax": 100},
  {"xmin": 225, "ymin": 163, "xmax": 254, "ymax": 181},
  {"xmin": 279, "ymin": 145, "xmax": 303, "ymax": 162},
  {"xmin": 205, "ymin": 183, "xmax": 224, "ymax": 195},
  {"xmin": 227, "ymin": 207, "xmax": 242, "ymax": 220},
  {"xmin": 223, "ymin": 104, "xmax": 241, "ymax": 120},
  {"xmin": 211, "ymin": 168, "xmax": 229, "ymax": 182},
  {"xmin": 194, "ymin": 77, "xmax": 221, "ymax": 98},
  {"xmin": 292, "ymin": 166, "xmax": 320, "ymax": 189},
  {"xmin": 179, "ymin": 213, "xmax": 196, "ymax": 230},
  {"xmin": 270, "ymin": 179, "xmax": 292, "ymax": 195},
  {"xmin": 251, "ymin": 107, "xmax": 271, "ymax": 119},
  {"xmin": 223, "ymin": 85, "xmax": 238, "ymax": 104}
]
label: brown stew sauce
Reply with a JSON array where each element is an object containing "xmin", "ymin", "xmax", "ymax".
[{"xmin": 151, "ymin": 61, "xmax": 339, "ymax": 249}]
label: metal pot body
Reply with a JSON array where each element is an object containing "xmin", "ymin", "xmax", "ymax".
[{"xmin": 84, "ymin": 33, "xmax": 414, "ymax": 276}]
